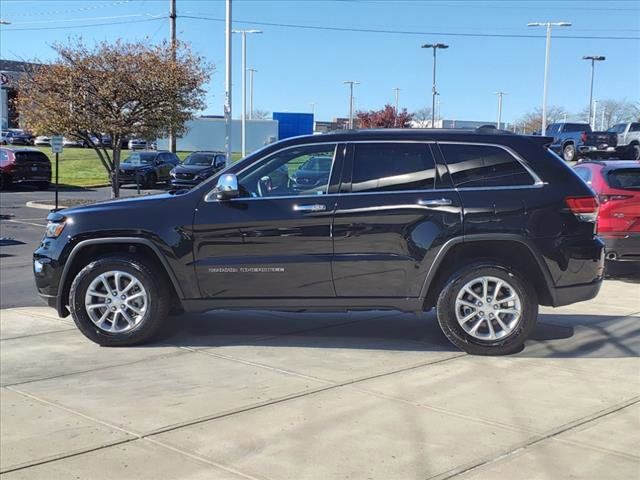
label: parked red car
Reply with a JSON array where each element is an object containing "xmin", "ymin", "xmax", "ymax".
[
  {"xmin": 0, "ymin": 147, "xmax": 51, "ymax": 190},
  {"xmin": 574, "ymin": 160, "xmax": 640, "ymax": 271}
]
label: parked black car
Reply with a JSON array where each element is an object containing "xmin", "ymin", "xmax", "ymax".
[
  {"xmin": 2, "ymin": 130, "xmax": 34, "ymax": 146},
  {"xmin": 169, "ymin": 151, "xmax": 227, "ymax": 188},
  {"xmin": 34, "ymin": 128, "xmax": 604, "ymax": 355},
  {"xmin": 117, "ymin": 150, "xmax": 179, "ymax": 188},
  {"xmin": 291, "ymin": 154, "xmax": 333, "ymax": 191}
]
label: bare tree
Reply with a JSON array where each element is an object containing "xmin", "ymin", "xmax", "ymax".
[
  {"xmin": 251, "ymin": 109, "xmax": 271, "ymax": 120},
  {"xmin": 18, "ymin": 39, "xmax": 211, "ymax": 197},
  {"xmin": 412, "ymin": 107, "xmax": 433, "ymax": 127},
  {"xmin": 578, "ymin": 99, "xmax": 640, "ymax": 129},
  {"xmin": 517, "ymin": 106, "xmax": 566, "ymax": 134}
]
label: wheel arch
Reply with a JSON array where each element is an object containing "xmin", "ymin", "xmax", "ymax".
[
  {"xmin": 420, "ymin": 235, "xmax": 555, "ymax": 310},
  {"xmin": 57, "ymin": 237, "xmax": 184, "ymax": 317}
]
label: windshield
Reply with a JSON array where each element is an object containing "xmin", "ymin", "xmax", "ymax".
[
  {"xmin": 607, "ymin": 169, "xmax": 640, "ymax": 190},
  {"xmin": 301, "ymin": 155, "xmax": 332, "ymax": 172},
  {"xmin": 123, "ymin": 153, "xmax": 155, "ymax": 165},
  {"xmin": 183, "ymin": 153, "xmax": 215, "ymax": 166}
]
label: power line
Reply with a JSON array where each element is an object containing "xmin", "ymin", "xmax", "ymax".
[
  {"xmin": 2, "ymin": 16, "xmax": 165, "ymax": 31},
  {"xmin": 180, "ymin": 15, "xmax": 640, "ymax": 41},
  {"xmin": 4, "ymin": 1, "xmax": 132, "ymax": 18}
]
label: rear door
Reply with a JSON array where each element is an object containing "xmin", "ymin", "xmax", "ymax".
[{"xmin": 332, "ymin": 141, "xmax": 463, "ymax": 298}]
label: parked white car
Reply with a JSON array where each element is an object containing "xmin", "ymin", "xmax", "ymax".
[
  {"xmin": 609, "ymin": 122, "xmax": 640, "ymax": 160},
  {"xmin": 63, "ymin": 137, "xmax": 85, "ymax": 148},
  {"xmin": 128, "ymin": 138, "xmax": 148, "ymax": 150},
  {"xmin": 34, "ymin": 135, "xmax": 51, "ymax": 146}
]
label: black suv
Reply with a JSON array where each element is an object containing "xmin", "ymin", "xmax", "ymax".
[
  {"xmin": 33, "ymin": 129, "xmax": 604, "ymax": 355},
  {"xmin": 169, "ymin": 151, "xmax": 227, "ymax": 188},
  {"xmin": 117, "ymin": 150, "xmax": 179, "ymax": 188}
]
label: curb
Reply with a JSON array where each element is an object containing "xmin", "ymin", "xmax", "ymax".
[{"xmin": 26, "ymin": 201, "xmax": 66, "ymax": 211}]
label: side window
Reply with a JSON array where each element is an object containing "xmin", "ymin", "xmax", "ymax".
[
  {"xmin": 214, "ymin": 155, "xmax": 226, "ymax": 168},
  {"xmin": 574, "ymin": 167, "xmax": 592, "ymax": 184},
  {"xmin": 440, "ymin": 144, "xmax": 535, "ymax": 188},
  {"xmin": 237, "ymin": 143, "xmax": 337, "ymax": 198},
  {"xmin": 0, "ymin": 149, "xmax": 7, "ymax": 166},
  {"xmin": 547, "ymin": 124, "xmax": 558, "ymax": 135},
  {"xmin": 350, "ymin": 143, "xmax": 435, "ymax": 193},
  {"xmin": 630, "ymin": 123, "xmax": 640, "ymax": 132}
]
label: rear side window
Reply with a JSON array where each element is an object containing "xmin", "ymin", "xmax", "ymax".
[
  {"xmin": 606, "ymin": 169, "xmax": 640, "ymax": 190},
  {"xmin": 351, "ymin": 143, "xmax": 436, "ymax": 192},
  {"xmin": 14, "ymin": 151, "xmax": 50, "ymax": 163},
  {"xmin": 574, "ymin": 166, "xmax": 592, "ymax": 184},
  {"xmin": 440, "ymin": 144, "xmax": 535, "ymax": 188},
  {"xmin": 630, "ymin": 123, "xmax": 640, "ymax": 132},
  {"xmin": 563, "ymin": 123, "xmax": 591, "ymax": 133}
]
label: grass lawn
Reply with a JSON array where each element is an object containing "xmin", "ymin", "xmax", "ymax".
[{"xmin": 34, "ymin": 147, "xmax": 242, "ymax": 187}]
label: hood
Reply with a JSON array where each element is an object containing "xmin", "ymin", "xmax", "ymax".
[
  {"xmin": 120, "ymin": 163, "xmax": 153, "ymax": 172},
  {"xmin": 172, "ymin": 164, "xmax": 212, "ymax": 174},
  {"xmin": 50, "ymin": 192, "xmax": 180, "ymax": 220}
]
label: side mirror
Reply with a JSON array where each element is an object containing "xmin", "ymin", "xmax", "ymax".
[{"xmin": 215, "ymin": 173, "xmax": 239, "ymax": 200}]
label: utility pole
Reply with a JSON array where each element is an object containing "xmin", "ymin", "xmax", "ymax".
[
  {"xmin": 495, "ymin": 91, "xmax": 507, "ymax": 129},
  {"xmin": 593, "ymin": 100, "xmax": 599, "ymax": 130},
  {"xmin": 224, "ymin": 0, "xmax": 232, "ymax": 166},
  {"xmin": 393, "ymin": 87, "xmax": 400, "ymax": 127},
  {"xmin": 168, "ymin": 0, "xmax": 177, "ymax": 153},
  {"xmin": 233, "ymin": 29, "xmax": 262, "ymax": 158},
  {"xmin": 343, "ymin": 81, "xmax": 360, "ymax": 129},
  {"xmin": 527, "ymin": 21, "xmax": 571, "ymax": 135},
  {"xmin": 601, "ymin": 107, "xmax": 606, "ymax": 130},
  {"xmin": 247, "ymin": 68, "xmax": 257, "ymax": 120},
  {"xmin": 583, "ymin": 55, "xmax": 605, "ymax": 129},
  {"xmin": 421, "ymin": 43, "xmax": 449, "ymax": 127}
]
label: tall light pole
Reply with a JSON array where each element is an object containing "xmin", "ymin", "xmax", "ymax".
[
  {"xmin": 168, "ymin": 0, "xmax": 177, "ymax": 153},
  {"xmin": 495, "ymin": 91, "xmax": 507, "ymax": 129},
  {"xmin": 247, "ymin": 68, "xmax": 257, "ymax": 120},
  {"xmin": 233, "ymin": 29, "xmax": 262, "ymax": 158},
  {"xmin": 421, "ymin": 43, "xmax": 448, "ymax": 127},
  {"xmin": 527, "ymin": 21, "xmax": 571, "ymax": 135},
  {"xmin": 393, "ymin": 87, "xmax": 400, "ymax": 127},
  {"xmin": 583, "ymin": 55, "xmax": 605, "ymax": 129},
  {"xmin": 343, "ymin": 81, "xmax": 360, "ymax": 129},
  {"xmin": 224, "ymin": 0, "xmax": 232, "ymax": 166}
]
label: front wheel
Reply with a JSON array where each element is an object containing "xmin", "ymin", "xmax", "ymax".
[
  {"xmin": 563, "ymin": 143, "xmax": 576, "ymax": 162},
  {"xmin": 436, "ymin": 263, "xmax": 538, "ymax": 355},
  {"xmin": 69, "ymin": 254, "xmax": 170, "ymax": 346}
]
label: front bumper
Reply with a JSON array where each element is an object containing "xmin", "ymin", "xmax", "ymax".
[{"xmin": 170, "ymin": 178, "xmax": 199, "ymax": 188}]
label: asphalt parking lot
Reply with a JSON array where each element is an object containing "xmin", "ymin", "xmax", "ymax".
[{"xmin": 1, "ymin": 187, "xmax": 639, "ymax": 479}]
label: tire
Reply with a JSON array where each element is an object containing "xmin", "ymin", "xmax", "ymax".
[
  {"xmin": 628, "ymin": 143, "xmax": 640, "ymax": 161},
  {"xmin": 144, "ymin": 173, "xmax": 157, "ymax": 189},
  {"xmin": 435, "ymin": 262, "xmax": 538, "ymax": 355},
  {"xmin": 69, "ymin": 254, "xmax": 171, "ymax": 346},
  {"xmin": 562, "ymin": 143, "xmax": 576, "ymax": 162}
]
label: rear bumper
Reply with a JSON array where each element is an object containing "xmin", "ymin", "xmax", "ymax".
[
  {"xmin": 550, "ymin": 279, "xmax": 603, "ymax": 307},
  {"xmin": 601, "ymin": 233, "xmax": 640, "ymax": 262},
  {"xmin": 578, "ymin": 145, "xmax": 616, "ymax": 155}
]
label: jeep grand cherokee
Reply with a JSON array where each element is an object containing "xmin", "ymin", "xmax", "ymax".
[{"xmin": 33, "ymin": 128, "xmax": 604, "ymax": 355}]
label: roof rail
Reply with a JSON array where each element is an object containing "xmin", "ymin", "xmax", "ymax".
[{"xmin": 474, "ymin": 125, "xmax": 515, "ymax": 135}]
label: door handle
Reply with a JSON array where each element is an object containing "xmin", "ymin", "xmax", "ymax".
[
  {"xmin": 417, "ymin": 198, "xmax": 453, "ymax": 207},
  {"xmin": 293, "ymin": 204, "xmax": 326, "ymax": 212}
]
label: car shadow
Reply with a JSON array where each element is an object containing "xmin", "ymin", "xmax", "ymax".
[
  {"xmin": 153, "ymin": 310, "xmax": 637, "ymax": 358},
  {"xmin": 1, "ymin": 184, "xmax": 96, "ymax": 192}
]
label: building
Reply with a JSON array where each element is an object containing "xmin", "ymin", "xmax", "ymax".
[{"xmin": 0, "ymin": 59, "xmax": 39, "ymax": 129}]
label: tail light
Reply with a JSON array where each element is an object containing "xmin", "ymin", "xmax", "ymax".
[
  {"xmin": 580, "ymin": 132, "xmax": 588, "ymax": 142},
  {"xmin": 599, "ymin": 194, "xmax": 632, "ymax": 204},
  {"xmin": 566, "ymin": 196, "xmax": 599, "ymax": 222}
]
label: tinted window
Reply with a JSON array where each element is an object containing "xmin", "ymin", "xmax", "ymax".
[
  {"xmin": 123, "ymin": 153, "xmax": 155, "ymax": 165},
  {"xmin": 547, "ymin": 124, "xmax": 558, "ymax": 135},
  {"xmin": 606, "ymin": 169, "xmax": 640, "ymax": 190},
  {"xmin": 440, "ymin": 144, "xmax": 534, "ymax": 188},
  {"xmin": 214, "ymin": 155, "xmax": 226, "ymax": 168},
  {"xmin": 184, "ymin": 152, "xmax": 215, "ymax": 166},
  {"xmin": 563, "ymin": 123, "xmax": 591, "ymax": 133},
  {"xmin": 630, "ymin": 123, "xmax": 640, "ymax": 132},
  {"xmin": 14, "ymin": 151, "xmax": 50, "ymax": 164},
  {"xmin": 351, "ymin": 143, "xmax": 435, "ymax": 193}
]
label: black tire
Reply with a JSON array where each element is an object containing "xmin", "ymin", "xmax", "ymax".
[
  {"xmin": 0, "ymin": 173, "xmax": 8, "ymax": 190},
  {"xmin": 435, "ymin": 262, "xmax": 538, "ymax": 355},
  {"xmin": 628, "ymin": 143, "xmax": 640, "ymax": 161},
  {"xmin": 69, "ymin": 254, "xmax": 170, "ymax": 346},
  {"xmin": 563, "ymin": 143, "xmax": 576, "ymax": 162},
  {"xmin": 144, "ymin": 173, "xmax": 157, "ymax": 189}
]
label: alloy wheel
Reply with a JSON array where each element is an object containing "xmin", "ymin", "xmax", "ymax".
[{"xmin": 454, "ymin": 275, "xmax": 522, "ymax": 341}]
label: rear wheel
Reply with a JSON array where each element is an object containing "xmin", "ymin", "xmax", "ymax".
[
  {"xmin": 436, "ymin": 262, "xmax": 538, "ymax": 355},
  {"xmin": 628, "ymin": 143, "xmax": 640, "ymax": 160},
  {"xmin": 69, "ymin": 254, "xmax": 170, "ymax": 346},
  {"xmin": 563, "ymin": 143, "xmax": 576, "ymax": 162}
]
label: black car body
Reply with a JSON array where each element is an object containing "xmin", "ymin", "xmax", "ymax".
[
  {"xmin": 34, "ymin": 128, "xmax": 604, "ymax": 354},
  {"xmin": 1, "ymin": 147, "xmax": 51, "ymax": 189},
  {"xmin": 2, "ymin": 130, "xmax": 33, "ymax": 146},
  {"xmin": 170, "ymin": 151, "xmax": 227, "ymax": 188},
  {"xmin": 117, "ymin": 150, "xmax": 179, "ymax": 188}
]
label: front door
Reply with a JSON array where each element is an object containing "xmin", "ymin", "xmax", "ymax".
[
  {"xmin": 332, "ymin": 141, "xmax": 463, "ymax": 298},
  {"xmin": 192, "ymin": 142, "xmax": 343, "ymax": 298}
]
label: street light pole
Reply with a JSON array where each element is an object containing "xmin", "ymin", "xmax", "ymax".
[
  {"xmin": 247, "ymin": 68, "xmax": 257, "ymax": 120},
  {"xmin": 422, "ymin": 43, "xmax": 449, "ymax": 127},
  {"xmin": 168, "ymin": 0, "xmax": 177, "ymax": 153},
  {"xmin": 233, "ymin": 29, "xmax": 262, "ymax": 158},
  {"xmin": 527, "ymin": 21, "xmax": 571, "ymax": 135},
  {"xmin": 393, "ymin": 87, "xmax": 400, "ymax": 127},
  {"xmin": 583, "ymin": 55, "xmax": 605, "ymax": 129},
  {"xmin": 495, "ymin": 91, "xmax": 507, "ymax": 129},
  {"xmin": 224, "ymin": 0, "xmax": 232, "ymax": 166},
  {"xmin": 343, "ymin": 81, "xmax": 360, "ymax": 129}
]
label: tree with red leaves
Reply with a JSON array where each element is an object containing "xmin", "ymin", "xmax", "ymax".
[{"xmin": 356, "ymin": 104, "xmax": 414, "ymax": 128}]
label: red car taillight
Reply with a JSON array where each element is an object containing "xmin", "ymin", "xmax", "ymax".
[
  {"xmin": 566, "ymin": 195, "xmax": 599, "ymax": 222},
  {"xmin": 580, "ymin": 131, "xmax": 588, "ymax": 142}
]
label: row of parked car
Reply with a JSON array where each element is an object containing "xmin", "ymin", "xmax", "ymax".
[
  {"xmin": 1, "ymin": 130, "xmax": 155, "ymax": 150},
  {"xmin": 547, "ymin": 121, "xmax": 640, "ymax": 161}
]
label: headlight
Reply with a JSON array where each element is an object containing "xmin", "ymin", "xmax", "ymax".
[
  {"xmin": 45, "ymin": 221, "xmax": 66, "ymax": 238},
  {"xmin": 170, "ymin": 171, "xmax": 176, "ymax": 177}
]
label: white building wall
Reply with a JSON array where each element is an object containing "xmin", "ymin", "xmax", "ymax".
[{"xmin": 156, "ymin": 117, "xmax": 279, "ymax": 153}]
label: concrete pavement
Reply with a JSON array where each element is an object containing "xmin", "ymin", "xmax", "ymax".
[{"xmin": 1, "ymin": 280, "xmax": 638, "ymax": 479}]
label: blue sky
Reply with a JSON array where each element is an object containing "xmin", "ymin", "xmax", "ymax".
[{"xmin": 1, "ymin": 0, "xmax": 638, "ymax": 124}]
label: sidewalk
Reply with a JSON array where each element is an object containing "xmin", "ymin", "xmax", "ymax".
[{"xmin": 1, "ymin": 280, "xmax": 638, "ymax": 479}]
